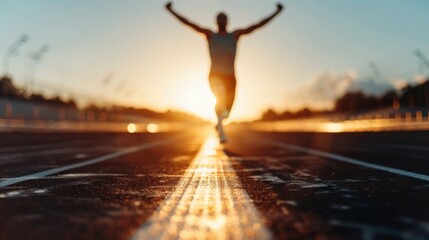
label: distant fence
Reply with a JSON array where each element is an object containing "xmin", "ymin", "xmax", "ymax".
[
  {"xmin": 0, "ymin": 119, "xmax": 200, "ymax": 133},
  {"xmin": 239, "ymin": 109, "xmax": 429, "ymax": 133},
  {"xmin": 328, "ymin": 110, "xmax": 429, "ymax": 122},
  {"xmin": 0, "ymin": 98, "xmax": 153, "ymax": 122},
  {"xmin": 0, "ymin": 99, "xmax": 207, "ymax": 133}
]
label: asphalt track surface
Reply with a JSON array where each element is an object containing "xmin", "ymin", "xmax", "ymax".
[{"xmin": 0, "ymin": 129, "xmax": 428, "ymax": 240}]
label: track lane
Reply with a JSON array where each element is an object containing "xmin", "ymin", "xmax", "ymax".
[
  {"xmin": 0, "ymin": 133, "xmax": 188, "ymax": 179},
  {"xmin": 235, "ymin": 131, "xmax": 429, "ymax": 175},
  {"xmin": 0, "ymin": 131, "xmax": 207, "ymax": 240},
  {"xmin": 225, "ymin": 131, "xmax": 429, "ymax": 239},
  {"xmin": 132, "ymin": 134, "xmax": 271, "ymax": 240},
  {"xmin": 1, "ymin": 130, "xmax": 429, "ymax": 239}
]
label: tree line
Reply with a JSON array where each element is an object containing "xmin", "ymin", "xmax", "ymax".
[
  {"xmin": 0, "ymin": 76, "xmax": 203, "ymax": 122},
  {"xmin": 260, "ymin": 78, "xmax": 429, "ymax": 121}
]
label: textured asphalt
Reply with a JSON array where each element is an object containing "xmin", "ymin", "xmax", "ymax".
[{"xmin": 0, "ymin": 129, "xmax": 428, "ymax": 240}]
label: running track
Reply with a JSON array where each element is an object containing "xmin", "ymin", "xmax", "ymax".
[{"xmin": 0, "ymin": 129, "xmax": 428, "ymax": 239}]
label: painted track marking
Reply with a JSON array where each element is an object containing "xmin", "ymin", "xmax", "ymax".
[
  {"xmin": 0, "ymin": 138, "xmax": 176, "ymax": 188},
  {"xmin": 262, "ymin": 138, "xmax": 429, "ymax": 182},
  {"xmin": 131, "ymin": 134, "xmax": 271, "ymax": 240}
]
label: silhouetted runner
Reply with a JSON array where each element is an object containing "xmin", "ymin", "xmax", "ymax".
[{"xmin": 166, "ymin": 2, "xmax": 284, "ymax": 143}]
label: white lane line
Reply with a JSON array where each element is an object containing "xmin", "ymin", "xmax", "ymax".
[
  {"xmin": 263, "ymin": 138, "xmax": 429, "ymax": 182},
  {"xmin": 0, "ymin": 138, "xmax": 176, "ymax": 188},
  {"xmin": 131, "ymin": 135, "xmax": 272, "ymax": 240}
]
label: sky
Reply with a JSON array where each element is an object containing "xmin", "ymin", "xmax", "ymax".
[{"xmin": 1, "ymin": 0, "xmax": 429, "ymax": 121}]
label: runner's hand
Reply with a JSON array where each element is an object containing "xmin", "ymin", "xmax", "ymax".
[
  {"xmin": 165, "ymin": 2, "xmax": 173, "ymax": 10},
  {"xmin": 277, "ymin": 3, "xmax": 284, "ymax": 12}
]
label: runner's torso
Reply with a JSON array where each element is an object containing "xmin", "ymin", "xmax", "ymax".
[{"xmin": 208, "ymin": 33, "xmax": 237, "ymax": 76}]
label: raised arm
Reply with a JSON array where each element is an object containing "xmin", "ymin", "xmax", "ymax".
[
  {"xmin": 165, "ymin": 2, "xmax": 212, "ymax": 37},
  {"xmin": 234, "ymin": 4, "xmax": 284, "ymax": 38}
]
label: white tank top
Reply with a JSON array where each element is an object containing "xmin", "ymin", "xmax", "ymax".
[{"xmin": 208, "ymin": 33, "xmax": 237, "ymax": 75}]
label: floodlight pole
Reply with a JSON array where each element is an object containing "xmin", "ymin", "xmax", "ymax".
[
  {"xmin": 415, "ymin": 49, "xmax": 429, "ymax": 75},
  {"xmin": 3, "ymin": 34, "xmax": 29, "ymax": 77},
  {"xmin": 30, "ymin": 44, "xmax": 50, "ymax": 89}
]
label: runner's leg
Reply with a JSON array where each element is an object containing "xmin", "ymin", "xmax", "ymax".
[
  {"xmin": 224, "ymin": 76, "xmax": 237, "ymax": 119},
  {"xmin": 209, "ymin": 74, "xmax": 227, "ymax": 117},
  {"xmin": 209, "ymin": 74, "xmax": 228, "ymax": 143}
]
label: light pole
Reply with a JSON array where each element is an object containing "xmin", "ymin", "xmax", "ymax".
[
  {"xmin": 415, "ymin": 50, "xmax": 429, "ymax": 107},
  {"xmin": 415, "ymin": 49, "xmax": 429, "ymax": 76},
  {"xmin": 29, "ymin": 44, "xmax": 49, "ymax": 90},
  {"xmin": 3, "ymin": 34, "xmax": 29, "ymax": 77}
]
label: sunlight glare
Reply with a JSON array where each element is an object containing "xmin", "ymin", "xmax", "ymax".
[
  {"xmin": 177, "ymin": 75, "xmax": 216, "ymax": 121},
  {"xmin": 127, "ymin": 123, "xmax": 137, "ymax": 133},
  {"xmin": 147, "ymin": 123, "xmax": 159, "ymax": 133},
  {"xmin": 131, "ymin": 134, "xmax": 271, "ymax": 239},
  {"xmin": 323, "ymin": 122, "xmax": 344, "ymax": 133}
]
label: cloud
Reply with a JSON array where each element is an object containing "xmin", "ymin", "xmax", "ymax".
[
  {"xmin": 286, "ymin": 70, "xmax": 395, "ymax": 110},
  {"xmin": 390, "ymin": 75, "xmax": 427, "ymax": 90}
]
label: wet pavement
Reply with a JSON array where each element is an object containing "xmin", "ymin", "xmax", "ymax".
[{"xmin": 0, "ymin": 129, "xmax": 428, "ymax": 239}]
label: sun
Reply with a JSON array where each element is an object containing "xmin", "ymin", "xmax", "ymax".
[{"xmin": 177, "ymin": 76, "xmax": 217, "ymax": 121}]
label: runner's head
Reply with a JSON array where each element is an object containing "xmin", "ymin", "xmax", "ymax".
[{"xmin": 217, "ymin": 12, "xmax": 228, "ymax": 31}]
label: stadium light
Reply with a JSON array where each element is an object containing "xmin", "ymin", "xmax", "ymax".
[
  {"xmin": 3, "ymin": 34, "xmax": 30, "ymax": 76},
  {"xmin": 29, "ymin": 44, "xmax": 50, "ymax": 89}
]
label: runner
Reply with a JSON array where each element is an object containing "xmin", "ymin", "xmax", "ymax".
[{"xmin": 166, "ymin": 2, "xmax": 284, "ymax": 143}]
